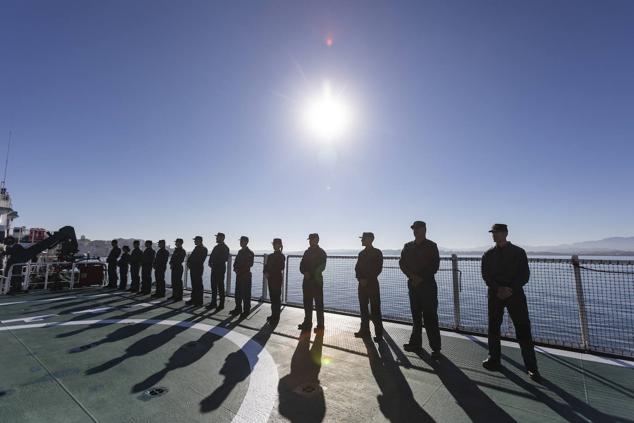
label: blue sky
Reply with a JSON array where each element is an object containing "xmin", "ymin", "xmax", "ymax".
[{"xmin": 1, "ymin": 0, "xmax": 633, "ymax": 251}]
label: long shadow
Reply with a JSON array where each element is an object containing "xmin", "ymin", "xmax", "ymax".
[
  {"xmin": 468, "ymin": 335, "xmax": 621, "ymax": 422},
  {"xmin": 27, "ymin": 295, "xmax": 126, "ymax": 314},
  {"xmin": 132, "ymin": 315, "xmax": 242, "ymax": 394},
  {"xmin": 539, "ymin": 350, "xmax": 634, "ymax": 398},
  {"xmin": 57, "ymin": 300, "xmax": 169, "ymax": 338},
  {"xmin": 277, "ymin": 331, "xmax": 326, "ymax": 423},
  {"xmin": 80, "ymin": 307, "xmax": 193, "ymax": 373},
  {"xmin": 413, "ymin": 349, "xmax": 515, "ymax": 422},
  {"xmin": 363, "ymin": 337, "xmax": 435, "ymax": 422},
  {"xmin": 199, "ymin": 320, "xmax": 277, "ymax": 413}
]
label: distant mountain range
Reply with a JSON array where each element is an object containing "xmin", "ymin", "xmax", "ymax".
[
  {"xmin": 441, "ymin": 236, "xmax": 634, "ymax": 256},
  {"xmin": 288, "ymin": 236, "xmax": 634, "ymax": 257},
  {"xmin": 77, "ymin": 236, "xmax": 634, "ymax": 258}
]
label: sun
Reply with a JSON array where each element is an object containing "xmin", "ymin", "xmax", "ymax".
[{"xmin": 302, "ymin": 82, "xmax": 353, "ymax": 142}]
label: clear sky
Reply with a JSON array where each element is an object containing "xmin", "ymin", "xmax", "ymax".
[{"xmin": 1, "ymin": 0, "xmax": 633, "ymax": 251}]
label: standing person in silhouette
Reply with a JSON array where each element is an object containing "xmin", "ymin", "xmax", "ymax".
[
  {"xmin": 186, "ymin": 235, "xmax": 207, "ymax": 306},
  {"xmin": 153, "ymin": 239, "xmax": 169, "ymax": 298},
  {"xmin": 106, "ymin": 239, "xmax": 121, "ymax": 289},
  {"xmin": 117, "ymin": 245, "xmax": 130, "ymax": 290},
  {"xmin": 140, "ymin": 240, "xmax": 155, "ymax": 295},
  {"xmin": 3, "ymin": 236, "xmax": 26, "ymax": 295},
  {"xmin": 229, "ymin": 236, "xmax": 254, "ymax": 318},
  {"xmin": 127, "ymin": 240, "xmax": 142, "ymax": 293},
  {"xmin": 207, "ymin": 232, "xmax": 230, "ymax": 310},
  {"xmin": 264, "ymin": 238, "xmax": 285, "ymax": 324},
  {"xmin": 481, "ymin": 223, "xmax": 541, "ymax": 381},
  {"xmin": 399, "ymin": 221, "xmax": 442, "ymax": 358},
  {"xmin": 354, "ymin": 232, "xmax": 384, "ymax": 342},
  {"xmin": 169, "ymin": 238, "xmax": 186, "ymax": 301},
  {"xmin": 298, "ymin": 233, "xmax": 327, "ymax": 334}
]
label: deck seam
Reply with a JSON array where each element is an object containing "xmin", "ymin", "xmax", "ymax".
[{"xmin": 1, "ymin": 321, "xmax": 100, "ymax": 423}]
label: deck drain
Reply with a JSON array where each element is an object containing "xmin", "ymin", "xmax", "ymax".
[
  {"xmin": 69, "ymin": 342, "xmax": 98, "ymax": 353},
  {"xmin": 294, "ymin": 382, "xmax": 324, "ymax": 398},
  {"xmin": 139, "ymin": 386, "xmax": 169, "ymax": 401},
  {"xmin": 0, "ymin": 389, "xmax": 14, "ymax": 398}
]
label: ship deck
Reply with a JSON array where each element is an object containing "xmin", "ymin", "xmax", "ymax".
[{"xmin": 1, "ymin": 288, "xmax": 633, "ymax": 422}]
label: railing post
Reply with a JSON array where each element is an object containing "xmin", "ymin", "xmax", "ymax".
[
  {"xmin": 451, "ymin": 254, "xmax": 461, "ymax": 330},
  {"xmin": 70, "ymin": 263, "xmax": 76, "ymax": 290},
  {"xmin": 24, "ymin": 265, "xmax": 30, "ymax": 291},
  {"xmin": 284, "ymin": 255, "xmax": 290, "ymax": 303},
  {"xmin": 572, "ymin": 255, "xmax": 590, "ymax": 351},
  {"xmin": 226, "ymin": 255, "xmax": 233, "ymax": 296},
  {"xmin": 44, "ymin": 263, "xmax": 50, "ymax": 290},
  {"xmin": 261, "ymin": 254, "xmax": 268, "ymax": 301},
  {"xmin": 184, "ymin": 254, "xmax": 189, "ymax": 289}
]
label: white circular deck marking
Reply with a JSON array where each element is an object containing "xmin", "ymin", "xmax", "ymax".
[{"xmin": 0, "ymin": 318, "xmax": 278, "ymax": 423}]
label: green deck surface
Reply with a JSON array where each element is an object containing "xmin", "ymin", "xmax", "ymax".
[{"xmin": 1, "ymin": 289, "xmax": 632, "ymax": 422}]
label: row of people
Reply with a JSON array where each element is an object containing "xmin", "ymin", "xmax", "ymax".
[{"xmin": 105, "ymin": 221, "xmax": 540, "ymax": 381}]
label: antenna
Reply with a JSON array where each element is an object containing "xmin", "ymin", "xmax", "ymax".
[{"xmin": 2, "ymin": 131, "xmax": 11, "ymax": 185}]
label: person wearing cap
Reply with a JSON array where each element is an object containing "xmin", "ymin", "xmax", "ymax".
[
  {"xmin": 298, "ymin": 233, "xmax": 328, "ymax": 333},
  {"xmin": 230, "ymin": 236, "xmax": 255, "ymax": 317},
  {"xmin": 117, "ymin": 245, "xmax": 130, "ymax": 290},
  {"xmin": 128, "ymin": 240, "xmax": 143, "ymax": 293},
  {"xmin": 140, "ymin": 240, "xmax": 156, "ymax": 295},
  {"xmin": 263, "ymin": 238, "xmax": 285, "ymax": 324},
  {"xmin": 354, "ymin": 232, "xmax": 384, "ymax": 342},
  {"xmin": 169, "ymin": 238, "xmax": 186, "ymax": 301},
  {"xmin": 106, "ymin": 240, "xmax": 121, "ymax": 289},
  {"xmin": 152, "ymin": 240, "xmax": 169, "ymax": 298},
  {"xmin": 186, "ymin": 236, "xmax": 208, "ymax": 306},
  {"xmin": 207, "ymin": 232, "xmax": 230, "ymax": 310},
  {"xmin": 399, "ymin": 221, "xmax": 442, "ymax": 357},
  {"xmin": 481, "ymin": 223, "xmax": 540, "ymax": 381}
]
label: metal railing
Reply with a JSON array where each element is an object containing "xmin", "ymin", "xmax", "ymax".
[
  {"xmin": 184, "ymin": 253, "xmax": 633, "ymax": 359},
  {"xmin": 0, "ymin": 260, "xmax": 107, "ymax": 294},
  {"xmin": 2, "ymin": 253, "xmax": 632, "ymax": 359}
]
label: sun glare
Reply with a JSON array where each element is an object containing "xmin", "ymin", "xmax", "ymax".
[{"xmin": 302, "ymin": 82, "xmax": 352, "ymax": 142}]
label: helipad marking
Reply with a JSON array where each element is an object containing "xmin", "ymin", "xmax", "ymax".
[
  {"xmin": 0, "ymin": 296, "xmax": 76, "ymax": 306},
  {"xmin": 0, "ymin": 318, "xmax": 278, "ymax": 422},
  {"xmin": 1, "ymin": 314, "xmax": 59, "ymax": 324}
]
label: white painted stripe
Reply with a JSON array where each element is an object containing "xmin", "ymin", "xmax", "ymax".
[
  {"xmin": 1, "ymin": 314, "xmax": 59, "ymax": 324},
  {"xmin": 0, "ymin": 318, "xmax": 278, "ymax": 423},
  {"xmin": 0, "ymin": 296, "xmax": 76, "ymax": 306},
  {"xmin": 438, "ymin": 330, "xmax": 634, "ymax": 368}
]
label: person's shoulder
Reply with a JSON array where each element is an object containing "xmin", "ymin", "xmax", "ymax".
[
  {"xmin": 509, "ymin": 242, "xmax": 527, "ymax": 255},
  {"xmin": 425, "ymin": 239, "xmax": 438, "ymax": 248},
  {"xmin": 403, "ymin": 241, "xmax": 415, "ymax": 249}
]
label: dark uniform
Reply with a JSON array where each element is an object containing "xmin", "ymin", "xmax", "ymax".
[
  {"xmin": 482, "ymin": 241, "xmax": 538, "ymax": 372},
  {"xmin": 232, "ymin": 245, "xmax": 255, "ymax": 314},
  {"xmin": 299, "ymin": 242, "xmax": 327, "ymax": 329},
  {"xmin": 169, "ymin": 245, "xmax": 186, "ymax": 300},
  {"xmin": 141, "ymin": 245, "xmax": 156, "ymax": 294},
  {"xmin": 187, "ymin": 243, "xmax": 208, "ymax": 306},
  {"xmin": 4, "ymin": 242, "xmax": 26, "ymax": 294},
  {"xmin": 264, "ymin": 249, "xmax": 285, "ymax": 321},
  {"xmin": 117, "ymin": 250, "xmax": 130, "ymax": 290},
  {"xmin": 153, "ymin": 245, "xmax": 169, "ymax": 297},
  {"xmin": 208, "ymin": 242, "xmax": 230, "ymax": 308},
  {"xmin": 355, "ymin": 246, "xmax": 384, "ymax": 337},
  {"xmin": 399, "ymin": 239, "xmax": 441, "ymax": 352},
  {"xmin": 106, "ymin": 244, "xmax": 121, "ymax": 288},
  {"xmin": 129, "ymin": 245, "xmax": 143, "ymax": 292}
]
